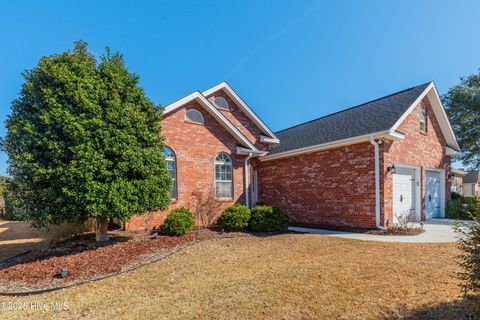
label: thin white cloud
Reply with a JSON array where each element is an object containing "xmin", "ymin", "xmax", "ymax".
[{"xmin": 227, "ymin": 1, "xmax": 324, "ymax": 78}]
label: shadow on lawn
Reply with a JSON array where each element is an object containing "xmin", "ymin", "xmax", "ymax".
[
  {"xmin": 205, "ymin": 225, "xmax": 293, "ymax": 238},
  {"xmin": 396, "ymin": 294, "xmax": 480, "ymax": 320},
  {"xmin": 0, "ymin": 232, "xmax": 132, "ymax": 270}
]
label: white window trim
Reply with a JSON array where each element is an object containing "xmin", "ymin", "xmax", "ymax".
[
  {"xmin": 185, "ymin": 108, "xmax": 205, "ymax": 125},
  {"xmin": 164, "ymin": 147, "xmax": 177, "ymax": 200},
  {"xmin": 164, "ymin": 92, "xmax": 259, "ymax": 152},
  {"xmin": 214, "ymin": 96, "xmax": 230, "ymax": 110},
  {"xmin": 214, "ymin": 153, "xmax": 233, "ymax": 200},
  {"xmin": 419, "ymin": 102, "xmax": 427, "ymax": 133}
]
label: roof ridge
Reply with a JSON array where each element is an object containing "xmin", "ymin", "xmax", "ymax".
[{"xmin": 275, "ymin": 81, "xmax": 432, "ymax": 134}]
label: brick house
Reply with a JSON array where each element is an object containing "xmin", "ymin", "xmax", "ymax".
[{"xmin": 126, "ymin": 81, "xmax": 460, "ymax": 231}]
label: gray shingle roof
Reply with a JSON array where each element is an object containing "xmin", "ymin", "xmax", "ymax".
[
  {"xmin": 463, "ymin": 171, "xmax": 479, "ymax": 184},
  {"xmin": 269, "ymin": 82, "xmax": 431, "ymax": 155}
]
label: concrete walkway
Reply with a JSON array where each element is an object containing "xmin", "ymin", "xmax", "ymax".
[{"xmin": 289, "ymin": 219, "xmax": 474, "ymax": 243}]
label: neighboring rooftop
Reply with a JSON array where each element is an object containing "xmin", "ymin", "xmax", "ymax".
[
  {"xmin": 269, "ymin": 82, "xmax": 432, "ymax": 155},
  {"xmin": 463, "ymin": 170, "xmax": 479, "ymax": 184}
]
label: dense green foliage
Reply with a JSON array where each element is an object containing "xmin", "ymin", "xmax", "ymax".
[
  {"xmin": 455, "ymin": 216, "xmax": 480, "ymax": 294},
  {"xmin": 442, "ymin": 71, "xmax": 480, "ymax": 169},
  {"xmin": 0, "ymin": 176, "xmax": 8, "ymax": 196},
  {"xmin": 3, "ymin": 41, "xmax": 172, "ymax": 228},
  {"xmin": 249, "ymin": 205, "xmax": 289, "ymax": 232},
  {"xmin": 162, "ymin": 208, "xmax": 194, "ymax": 236},
  {"xmin": 218, "ymin": 204, "xmax": 251, "ymax": 231},
  {"xmin": 447, "ymin": 196, "xmax": 480, "ymax": 220}
]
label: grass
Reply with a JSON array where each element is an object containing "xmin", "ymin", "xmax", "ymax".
[
  {"xmin": 1, "ymin": 233, "xmax": 477, "ymax": 319},
  {"xmin": 0, "ymin": 219, "xmax": 49, "ymax": 263}
]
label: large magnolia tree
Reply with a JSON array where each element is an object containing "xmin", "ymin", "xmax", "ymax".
[
  {"xmin": 443, "ymin": 71, "xmax": 480, "ymax": 169},
  {"xmin": 4, "ymin": 41, "xmax": 172, "ymax": 241}
]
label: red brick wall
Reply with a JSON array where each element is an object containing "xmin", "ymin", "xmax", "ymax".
[
  {"xmin": 258, "ymin": 142, "xmax": 377, "ymax": 229},
  {"xmin": 258, "ymin": 96, "xmax": 451, "ymax": 229},
  {"xmin": 125, "ymin": 101, "xmax": 248, "ymax": 231},
  {"xmin": 205, "ymin": 90, "xmax": 268, "ymax": 151},
  {"xmin": 381, "ymin": 97, "xmax": 451, "ymax": 224}
]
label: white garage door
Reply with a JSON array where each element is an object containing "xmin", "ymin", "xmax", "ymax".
[
  {"xmin": 426, "ymin": 171, "xmax": 441, "ymax": 219},
  {"xmin": 393, "ymin": 167, "xmax": 416, "ymax": 224}
]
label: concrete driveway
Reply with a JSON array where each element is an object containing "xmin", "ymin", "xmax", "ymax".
[{"xmin": 289, "ymin": 219, "xmax": 474, "ymax": 243}]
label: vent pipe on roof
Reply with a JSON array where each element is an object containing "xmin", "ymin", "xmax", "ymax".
[{"xmin": 369, "ymin": 135, "xmax": 387, "ymax": 230}]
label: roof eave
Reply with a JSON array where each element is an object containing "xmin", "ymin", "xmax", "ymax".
[
  {"xmin": 261, "ymin": 130, "xmax": 400, "ymax": 162},
  {"xmin": 203, "ymin": 82, "xmax": 280, "ymax": 142},
  {"xmin": 164, "ymin": 92, "xmax": 259, "ymax": 152}
]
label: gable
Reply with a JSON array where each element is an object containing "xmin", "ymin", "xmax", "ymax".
[
  {"xmin": 203, "ymin": 82, "xmax": 279, "ymax": 144},
  {"xmin": 204, "ymin": 88, "xmax": 269, "ymax": 151},
  {"xmin": 162, "ymin": 102, "xmax": 246, "ymax": 154},
  {"xmin": 390, "ymin": 82, "xmax": 459, "ymax": 152},
  {"xmin": 163, "ymin": 92, "xmax": 258, "ymax": 152},
  {"xmin": 395, "ymin": 96, "xmax": 446, "ymax": 145}
]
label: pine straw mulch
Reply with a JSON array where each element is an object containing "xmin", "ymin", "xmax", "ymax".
[
  {"xmin": 0, "ymin": 228, "xmax": 249, "ymax": 294},
  {"xmin": 367, "ymin": 226, "xmax": 425, "ymax": 236}
]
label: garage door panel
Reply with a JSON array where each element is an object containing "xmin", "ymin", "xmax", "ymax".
[
  {"xmin": 393, "ymin": 167, "xmax": 416, "ymax": 224},
  {"xmin": 426, "ymin": 171, "xmax": 441, "ymax": 219}
]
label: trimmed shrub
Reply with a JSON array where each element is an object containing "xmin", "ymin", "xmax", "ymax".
[
  {"xmin": 249, "ymin": 205, "xmax": 289, "ymax": 232},
  {"xmin": 455, "ymin": 215, "xmax": 480, "ymax": 294},
  {"xmin": 218, "ymin": 205, "xmax": 251, "ymax": 231},
  {"xmin": 162, "ymin": 208, "xmax": 194, "ymax": 236},
  {"xmin": 447, "ymin": 196, "xmax": 480, "ymax": 220}
]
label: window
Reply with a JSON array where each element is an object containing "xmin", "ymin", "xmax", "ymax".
[
  {"xmin": 164, "ymin": 147, "xmax": 177, "ymax": 199},
  {"xmin": 215, "ymin": 153, "xmax": 233, "ymax": 199},
  {"xmin": 185, "ymin": 109, "xmax": 204, "ymax": 124},
  {"xmin": 419, "ymin": 102, "xmax": 427, "ymax": 133},
  {"xmin": 214, "ymin": 96, "xmax": 229, "ymax": 110}
]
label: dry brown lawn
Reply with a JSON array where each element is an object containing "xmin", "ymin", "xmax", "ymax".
[
  {"xmin": 1, "ymin": 233, "xmax": 478, "ymax": 320},
  {"xmin": 0, "ymin": 219, "xmax": 50, "ymax": 262}
]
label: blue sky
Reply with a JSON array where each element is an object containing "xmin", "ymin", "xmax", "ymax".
[{"xmin": 0, "ymin": 0, "xmax": 479, "ymax": 174}]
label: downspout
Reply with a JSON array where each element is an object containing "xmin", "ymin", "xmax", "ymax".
[
  {"xmin": 244, "ymin": 153, "xmax": 253, "ymax": 208},
  {"xmin": 369, "ymin": 135, "xmax": 387, "ymax": 230}
]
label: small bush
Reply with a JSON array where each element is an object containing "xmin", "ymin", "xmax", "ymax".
[
  {"xmin": 218, "ymin": 205, "xmax": 251, "ymax": 231},
  {"xmin": 455, "ymin": 216, "xmax": 480, "ymax": 294},
  {"xmin": 249, "ymin": 205, "xmax": 289, "ymax": 232},
  {"xmin": 447, "ymin": 196, "xmax": 480, "ymax": 220},
  {"xmin": 162, "ymin": 208, "xmax": 194, "ymax": 236},
  {"xmin": 451, "ymin": 192, "xmax": 462, "ymax": 200}
]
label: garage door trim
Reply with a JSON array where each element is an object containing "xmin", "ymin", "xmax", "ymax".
[
  {"xmin": 392, "ymin": 164, "xmax": 421, "ymax": 223},
  {"xmin": 425, "ymin": 168, "xmax": 446, "ymax": 219}
]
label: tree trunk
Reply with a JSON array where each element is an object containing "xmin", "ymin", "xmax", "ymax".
[{"xmin": 95, "ymin": 219, "xmax": 109, "ymax": 242}]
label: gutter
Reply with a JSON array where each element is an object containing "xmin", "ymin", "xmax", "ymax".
[
  {"xmin": 369, "ymin": 135, "xmax": 387, "ymax": 230},
  {"xmin": 244, "ymin": 153, "xmax": 254, "ymax": 208},
  {"xmin": 261, "ymin": 130, "xmax": 404, "ymax": 162}
]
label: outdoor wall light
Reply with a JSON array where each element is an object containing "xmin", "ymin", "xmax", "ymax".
[
  {"xmin": 388, "ymin": 164, "xmax": 396, "ymax": 174},
  {"xmin": 448, "ymin": 172, "xmax": 455, "ymax": 181},
  {"xmin": 60, "ymin": 268, "xmax": 69, "ymax": 278}
]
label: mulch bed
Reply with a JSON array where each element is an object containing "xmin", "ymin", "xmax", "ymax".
[
  {"xmin": 367, "ymin": 227, "xmax": 425, "ymax": 236},
  {"xmin": 0, "ymin": 228, "xmax": 249, "ymax": 294}
]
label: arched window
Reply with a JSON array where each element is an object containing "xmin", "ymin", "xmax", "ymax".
[
  {"xmin": 185, "ymin": 109, "xmax": 205, "ymax": 124},
  {"xmin": 215, "ymin": 153, "xmax": 233, "ymax": 199},
  {"xmin": 164, "ymin": 147, "xmax": 177, "ymax": 199},
  {"xmin": 214, "ymin": 96, "xmax": 229, "ymax": 110}
]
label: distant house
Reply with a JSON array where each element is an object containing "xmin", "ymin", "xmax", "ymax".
[
  {"xmin": 463, "ymin": 170, "xmax": 480, "ymax": 197},
  {"xmin": 450, "ymin": 168, "xmax": 467, "ymax": 195},
  {"xmin": 125, "ymin": 81, "xmax": 460, "ymax": 231}
]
